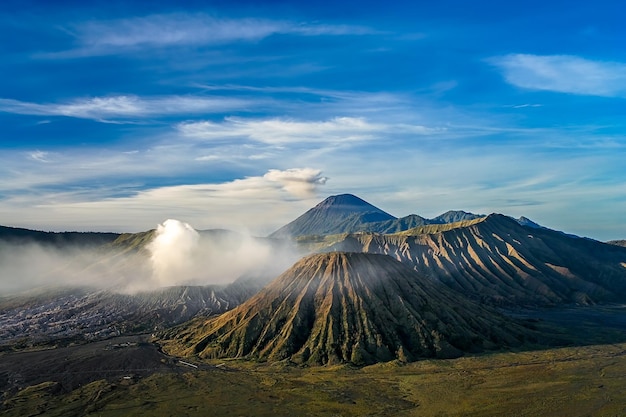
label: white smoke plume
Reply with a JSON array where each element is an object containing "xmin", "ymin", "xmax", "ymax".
[
  {"xmin": 137, "ymin": 218, "xmax": 297, "ymax": 292},
  {"xmin": 148, "ymin": 219, "xmax": 200, "ymax": 287},
  {"xmin": 0, "ymin": 242, "xmax": 137, "ymax": 294},
  {"xmin": 0, "ymin": 219, "xmax": 300, "ymax": 295}
]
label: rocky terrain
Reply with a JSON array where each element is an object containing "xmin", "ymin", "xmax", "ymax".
[
  {"xmin": 0, "ymin": 281, "xmax": 264, "ymax": 348},
  {"xmin": 305, "ymin": 214, "xmax": 626, "ymax": 306},
  {"xmin": 161, "ymin": 252, "xmax": 534, "ymax": 365}
]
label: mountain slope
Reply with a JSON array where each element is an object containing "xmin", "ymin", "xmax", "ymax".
[
  {"xmin": 319, "ymin": 214, "xmax": 626, "ymax": 306},
  {"xmin": 0, "ymin": 225, "xmax": 119, "ymax": 248},
  {"xmin": 515, "ymin": 216, "xmax": 543, "ymax": 229},
  {"xmin": 270, "ymin": 194, "xmax": 395, "ymax": 238},
  {"xmin": 607, "ymin": 240, "xmax": 626, "ymax": 248},
  {"xmin": 162, "ymin": 252, "xmax": 532, "ymax": 365}
]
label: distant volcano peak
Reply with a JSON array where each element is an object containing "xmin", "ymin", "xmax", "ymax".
[
  {"xmin": 269, "ymin": 194, "xmax": 395, "ymax": 238},
  {"xmin": 314, "ymin": 193, "xmax": 387, "ymax": 210}
]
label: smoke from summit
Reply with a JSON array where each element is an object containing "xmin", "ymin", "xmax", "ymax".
[
  {"xmin": 148, "ymin": 219, "xmax": 200, "ymax": 287},
  {"xmin": 136, "ymin": 218, "xmax": 298, "ymax": 292}
]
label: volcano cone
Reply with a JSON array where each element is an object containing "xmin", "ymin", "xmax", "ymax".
[{"xmin": 164, "ymin": 252, "xmax": 531, "ymax": 365}]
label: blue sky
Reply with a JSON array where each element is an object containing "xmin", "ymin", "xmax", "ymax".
[{"xmin": 1, "ymin": 0, "xmax": 625, "ymax": 240}]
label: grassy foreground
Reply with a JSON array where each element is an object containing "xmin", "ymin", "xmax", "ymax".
[{"xmin": 3, "ymin": 342, "xmax": 626, "ymax": 416}]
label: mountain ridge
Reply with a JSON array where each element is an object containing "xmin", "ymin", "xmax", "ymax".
[
  {"xmin": 270, "ymin": 194, "xmax": 485, "ymax": 238},
  {"xmin": 314, "ymin": 214, "xmax": 626, "ymax": 306},
  {"xmin": 0, "ymin": 225, "xmax": 120, "ymax": 247}
]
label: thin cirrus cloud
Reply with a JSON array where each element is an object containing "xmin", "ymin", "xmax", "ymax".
[
  {"xmin": 49, "ymin": 13, "xmax": 378, "ymax": 57},
  {"xmin": 177, "ymin": 116, "xmax": 440, "ymax": 145},
  {"xmin": 490, "ymin": 54, "xmax": 626, "ymax": 97},
  {"xmin": 0, "ymin": 95, "xmax": 256, "ymax": 121}
]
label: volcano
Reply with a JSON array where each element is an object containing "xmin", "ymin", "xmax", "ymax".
[
  {"xmin": 162, "ymin": 252, "xmax": 532, "ymax": 365},
  {"xmin": 269, "ymin": 194, "xmax": 395, "ymax": 238}
]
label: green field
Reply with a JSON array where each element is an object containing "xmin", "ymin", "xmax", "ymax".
[{"xmin": 3, "ymin": 342, "xmax": 626, "ymax": 417}]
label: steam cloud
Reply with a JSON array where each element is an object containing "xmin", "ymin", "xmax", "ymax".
[
  {"xmin": 140, "ymin": 218, "xmax": 298, "ymax": 292},
  {"xmin": 0, "ymin": 242, "xmax": 124, "ymax": 294},
  {"xmin": 0, "ymin": 219, "xmax": 299, "ymax": 295},
  {"xmin": 148, "ymin": 219, "xmax": 200, "ymax": 287}
]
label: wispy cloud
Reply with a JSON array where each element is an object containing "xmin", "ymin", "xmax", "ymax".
[
  {"xmin": 77, "ymin": 15, "xmax": 285, "ymax": 48},
  {"xmin": 0, "ymin": 95, "xmax": 256, "ymax": 121},
  {"xmin": 194, "ymin": 84, "xmax": 419, "ymax": 120},
  {"xmin": 28, "ymin": 150, "xmax": 51, "ymax": 163},
  {"xmin": 0, "ymin": 88, "xmax": 415, "ymax": 125},
  {"xmin": 177, "ymin": 116, "xmax": 440, "ymax": 145},
  {"xmin": 490, "ymin": 54, "xmax": 626, "ymax": 97},
  {"xmin": 121, "ymin": 167, "xmax": 327, "ymax": 204},
  {"xmin": 0, "ymin": 168, "xmax": 328, "ymax": 233},
  {"xmin": 507, "ymin": 104, "xmax": 543, "ymax": 109},
  {"xmin": 45, "ymin": 13, "xmax": 377, "ymax": 57},
  {"xmin": 0, "ymin": 149, "xmax": 146, "ymax": 195}
]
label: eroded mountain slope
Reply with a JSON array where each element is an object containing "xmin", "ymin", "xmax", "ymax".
[{"xmin": 161, "ymin": 252, "xmax": 532, "ymax": 365}]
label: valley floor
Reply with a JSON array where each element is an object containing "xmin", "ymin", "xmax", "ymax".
[{"xmin": 2, "ymin": 340, "xmax": 626, "ymax": 416}]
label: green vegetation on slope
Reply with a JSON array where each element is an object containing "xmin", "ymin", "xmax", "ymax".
[
  {"xmin": 105, "ymin": 230, "xmax": 156, "ymax": 253},
  {"xmin": 3, "ymin": 343, "xmax": 626, "ymax": 417},
  {"xmin": 0, "ymin": 225, "xmax": 120, "ymax": 247}
]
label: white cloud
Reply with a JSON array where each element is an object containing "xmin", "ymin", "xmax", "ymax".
[
  {"xmin": 490, "ymin": 54, "xmax": 626, "ymax": 97},
  {"xmin": 77, "ymin": 15, "xmax": 285, "ymax": 48},
  {"xmin": 0, "ymin": 168, "xmax": 328, "ymax": 234},
  {"xmin": 0, "ymin": 85, "xmax": 424, "ymax": 128},
  {"xmin": 28, "ymin": 150, "xmax": 51, "ymax": 163},
  {"xmin": 194, "ymin": 155, "xmax": 221, "ymax": 162},
  {"xmin": 129, "ymin": 167, "xmax": 327, "ymax": 202},
  {"xmin": 45, "ymin": 13, "xmax": 378, "ymax": 57},
  {"xmin": 177, "ymin": 116, "xmax": 439, "ymax": 144},
  {"xmin": 0, "ymin": 139, "xmax": 292, "ymax": 201},
  {"xmin": 0, "ymin": 95, "xmax": 255, "ymax": 121},
  {"xmin": 264, "ymin": 168, "xmax": 328, "ymax": 198}
]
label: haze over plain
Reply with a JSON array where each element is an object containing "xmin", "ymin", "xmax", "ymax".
[{"xmin": 1, "ymin": 0, "xmax": 625, "ymax": 240}]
